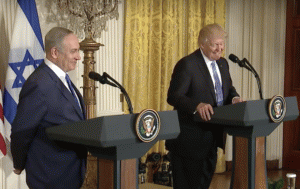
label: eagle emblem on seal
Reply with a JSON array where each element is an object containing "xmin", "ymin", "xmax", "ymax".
[
  {"xmin": 135, "ymin": 109, "xmax": 160, "ymax": 142},
  {"xmin": 143, "ymin": 115, "xmax": 156, "ymax": 137}
]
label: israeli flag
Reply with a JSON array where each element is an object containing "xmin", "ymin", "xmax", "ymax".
[{"xmin": 3, "ymin": 0, "xmax": 44, "ymax": 141}]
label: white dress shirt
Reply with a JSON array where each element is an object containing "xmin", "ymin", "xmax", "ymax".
[
  {"xmin": 44, "ymin": 58, "xmax": 82, "ymax": 110},
  {"xmin": 200, "ymin": 49, "xmax": 222, "ymax": 90}
]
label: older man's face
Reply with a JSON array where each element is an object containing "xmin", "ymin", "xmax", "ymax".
[
  {"xmin": 56, "ymin": 33, "xmax": 81, "ymax": 72},
  {"xmin": 200, "ymin": 37, "xmax": 225, "ymax": 61}
]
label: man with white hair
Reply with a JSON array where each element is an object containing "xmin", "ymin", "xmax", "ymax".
[{"xmin": 166, "ymin": 23, "xmax": 243, "ymax": 189}]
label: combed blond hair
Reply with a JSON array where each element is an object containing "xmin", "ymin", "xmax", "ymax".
[{"xmin": 198, "ymin": 24, "xmax": 227, "ymax": 46}]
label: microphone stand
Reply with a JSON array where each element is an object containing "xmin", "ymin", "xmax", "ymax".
[
  {"xmin": 237, "ymin": 58, "xmax": 252, "ymax": 72},
  {"xmin": 103, "ymin": 72, "xmax": 134, "ymax": 114},
  {"xmin": 242, "ymin": 58, "xmax": 263, "ymax": 100}
]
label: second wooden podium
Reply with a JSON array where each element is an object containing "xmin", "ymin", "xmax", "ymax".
[{"xmin": 194, "ymin": 96, "xmax": 299, "ymax": 189}]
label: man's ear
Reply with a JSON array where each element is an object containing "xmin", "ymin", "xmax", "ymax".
[{"xmin": 50, "ymin": 47, "xmax": 59, "ymax": 59}]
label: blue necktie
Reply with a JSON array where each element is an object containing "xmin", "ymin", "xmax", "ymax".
[
  {"xmin": 65, "ymin": 74, "xmax": 82, "ymax": 111},
  {"xmin": 211, "ymin": 61, "xmax": 223, "ymax": 106}
]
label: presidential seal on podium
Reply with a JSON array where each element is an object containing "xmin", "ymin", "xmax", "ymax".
[
  {"xmin": 268, "ymin": 95, "xmax": 286, "ymax": 123},
  {"xmin": 135, "ymin": 109, "xmax": 160, "ymax": 142}
]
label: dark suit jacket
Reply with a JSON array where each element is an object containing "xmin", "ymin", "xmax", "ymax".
[
  {"xmin": 11, "ymin": 62, "xmax": 87, "ymax": 189},
  {"xmin": 166, "ymin": 49, "xmax": 239, "ymax": 160}
]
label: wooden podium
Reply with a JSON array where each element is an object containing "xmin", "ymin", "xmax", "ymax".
[
  {"xmin": 46, "ymin": 110, "xmax": 180, "ymax": 189},
  {"xmin": 194, "ymin": 96, "xmax": 299, "ymax": 189}
]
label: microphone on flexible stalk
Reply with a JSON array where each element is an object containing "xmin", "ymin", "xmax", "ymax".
[
  {"xmin": 88, "ymin": 71, "xmax": 118, "ymax": 88},
  {"xmin": 228, "ymin": 54, "xmax": 263, "ymax": 99},
  {"xmin": 228, "ymin": 54, "xmax": 251, "ymax": 72},
  {"xmin": 102, "ymin": 72, "xmax": 134, "ymax": 114},
  {"xmin": 89, "ymin": 71, "xmax": 134, "ymax": 114}
]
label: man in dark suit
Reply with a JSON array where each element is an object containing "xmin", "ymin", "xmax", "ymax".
[
  {"xmin": 11, "ymin": 27, "xmax": 87, "ymax": 189},
  {"xmin": 166, "ymin": 24, "xmax": 243, "ymax": 189}
]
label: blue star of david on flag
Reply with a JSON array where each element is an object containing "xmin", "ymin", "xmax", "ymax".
[
  {"xmin": 9, "ymin": 50, "xmax": 43, "ymax": 88},
  {"xmin": 3, "ymin": 0, "xmax": 44, "ymax": 141}
]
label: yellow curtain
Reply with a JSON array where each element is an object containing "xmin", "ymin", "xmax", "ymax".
[{"xmin": 123, "ymin": 0, "xmax": 225, "ymax": 166}]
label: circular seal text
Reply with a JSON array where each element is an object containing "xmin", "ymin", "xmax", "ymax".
[
  {"xmin": 268, "ymin": 95, "xmax": 286, "ymax": 123},
  {"xmin": 135, "ymin": 109, "xmax": 160, "ymax": 142}
]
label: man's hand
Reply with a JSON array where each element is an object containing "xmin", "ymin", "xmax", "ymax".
[
  {"xmin": 232, "ymin": 97, "xmax": 243, "ymax": 104},
  {"xmin": 196, "ymin": 103, "xmax": 214, "ymax": 121},
  {"xmin": 13, "ymin": 169, "xmax": 23, "ymax": 175}
]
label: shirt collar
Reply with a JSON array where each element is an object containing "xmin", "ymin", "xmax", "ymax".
[
  {"xmin": 44, "ymin": 58, "xmax": 67, "ymax": 80},
  {"xmin": 200, "ymin": 48, "xmax": 215, "ymax": 67}
]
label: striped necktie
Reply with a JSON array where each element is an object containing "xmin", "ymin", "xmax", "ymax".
[{"xmin": 211, "ymin": 61, "xmax": 223, "ymax": 106}]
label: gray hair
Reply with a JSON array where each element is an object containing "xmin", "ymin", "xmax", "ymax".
[
  {"xmin": 198, "ymin": 23, "xmax": 227, "ymax": 46},
  {"xmin": 44, "ymin": 27, "xmax": 73, "ymax": 53}
]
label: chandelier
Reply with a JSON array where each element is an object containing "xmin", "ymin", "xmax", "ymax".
[{"xmin": 51, "ymin": 0, "xmax": 120, "ymax": 39}]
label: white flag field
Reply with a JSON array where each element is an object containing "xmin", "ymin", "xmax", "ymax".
[{"xmin": 3, "ymin": 0, "xmax": 44, "ymax": 142}]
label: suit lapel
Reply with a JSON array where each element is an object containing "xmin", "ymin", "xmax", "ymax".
[
  {"xmin": 194, "ymin": 50, "xmax": 217, "ymax": 102},
  {"xmin": 41, "ymin": 63, "xmax": 85, "ymax": 120}
]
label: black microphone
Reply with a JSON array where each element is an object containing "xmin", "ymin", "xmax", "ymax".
[
  {"xmin": 88, "ymin": 72, "xmax": 118, "ymax": 88},
  {"xmin": 102, "ymin": 72, "xmax": 134, "ymax": 114},
  {"xmin": 228, "ymin": 54, "xmax": 251, "ymax": 71},
  {"xmin": 228, "ymin": 54, "xmax": 263, "ymax": 99},
  {"xmin": 228, "ymin": 54, "xmax": 241, "ymax": 63}
]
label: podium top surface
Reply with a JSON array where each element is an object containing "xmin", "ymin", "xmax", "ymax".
[
  {"xmin": 194, "ymin": 96, "xmax": 299, "ymax": 127},
  {"xmin": 46, "ymin": 110, "xmax": 180, "ymax": 149}
]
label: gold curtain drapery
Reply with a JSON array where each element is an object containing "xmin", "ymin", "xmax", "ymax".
[{"xmin": 123, "ymin": 0, "xmax": 226, "ymax": 173}]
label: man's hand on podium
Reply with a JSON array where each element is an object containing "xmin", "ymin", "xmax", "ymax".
[
  {"xmin": 195, "ymin": 97, "xmax": 243, "ymax": 121},
  {"xmin": 196, "ymin": 103, "xmax": 214, "ymax": 121},
  {"xmin": 232, "ymin": 96, "xmax": 243, "ymax": 104}
]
